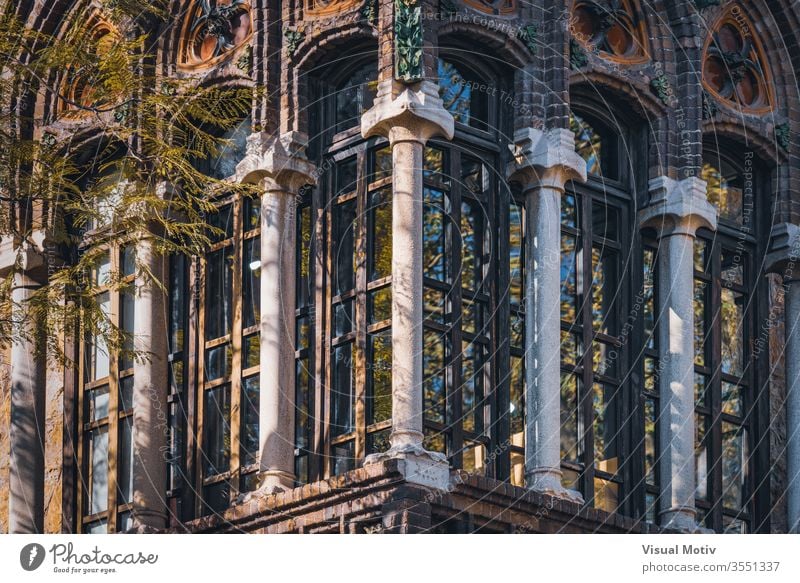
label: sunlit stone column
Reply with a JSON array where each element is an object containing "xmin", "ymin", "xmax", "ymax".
[
  {"xmin": 360, "ymin": 80, "xmax": 454, "ymax": 488},
  {"xmin": 507, "ymin": 128, "xmax": 586, "ymax": 503},
  {"xmin": 131, "ymin": 232, "xmax": 170, "ymax": 530},
  {"xmin": 765, "ymin": 223, "xmax": 800, "ymax": 533},
  {"xmin": 1, "ymin": 241, "xmax": 46, "ymax": 533},
  {"xmin": 639, "ymin": 176, "xmax": 716, "ymax": 531},
  {"xmin": 237, "ymin": 132, "xmax": 316, "ymax": 494}
]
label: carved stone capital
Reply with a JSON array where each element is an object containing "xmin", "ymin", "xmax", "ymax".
[
  {"xmin": 766, "ymin": 223, "xmax": 800, "ymax": 281},
  {"xmin": 639, "ymin": 176, "xmax": 718, "ymax": 238},
  {"xmin": 235, "ymin": 131, "xmax": 317, "ymax": 193},
  {"xmin": 361, "ymin": 79, "xmax": 455, "ymax": 146},
  {"xmin": 507, "ymin": 128, "xmax": 588, "ymax": 191},
  {"xmin": 0, "ymin": 235, "xmax": 47, "ymax": 281}
]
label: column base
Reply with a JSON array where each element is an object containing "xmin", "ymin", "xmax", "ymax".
[
  {"xmin": 365, "ymin": 443, "xmax": 450, "ymax": 489},
  {"xmin": 238, "ymin": 470, "xmax": 295, "ymax": 503},
  {"xmin": 128, "ymin": 508, "xmax": 168, "ymax": 532},
  {"xmin": 525, "ymin": 467, "xmax": 585, "ymax": 504},
  {"xmin": 659, "ymin": 506, "xmax": 713, "ymax": 533}
]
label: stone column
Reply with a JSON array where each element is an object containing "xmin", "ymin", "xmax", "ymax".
[
  {"xmin": 639, "ymin": 176, "xmax": 716, "ymax": 531},
  {"xmin": 1, "ymin": 241, "xmax": 46, "ymax": 533},
  {"xmin": 765, "ymin": 223, "xmax": 800, "ymax": 533},
  {"xmin": 360, "ymin": 80, "xmax": 454, "ymax": 488},
  {"xmin": 236, "ymin": 131, "xmax": 316, "ymax": 494},
  {"xmin": 130, "ymin": 234, "xmax": 170, "ymax": 530},
  {"xmin": 507, "ymin": 128, "xmax": 586, "ymax": 502}
]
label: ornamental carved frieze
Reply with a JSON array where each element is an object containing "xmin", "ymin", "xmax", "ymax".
[
  {"xmin": 461, "ymin": 0, "xmax": 516, "ymax": 16},
  {"xmin": 305, "ymin": 0, "xmax": 362, "ymax": 17},
  {"xmin": 178, "ymin": 0, "xmax": 253, "ymax": 71},
  {"xmin": 395, "ymin": 0, "xmax": 422, "ymax": 82},
  {"xmin": 702, "ymin": 5, "xmax": 774, "ymax": 113},
  {"xmin": 58, "ymin": 19, "xmax": 118, "ymax": 119},
  {"xmin": 570, "ymin": 0, "xmax": 649, "ymax": 64}
]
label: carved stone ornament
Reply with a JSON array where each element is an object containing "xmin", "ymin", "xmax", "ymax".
[
  {"xmin": 178, "ymin": 0, "xmax": 253, "ymax": 70},
  {"xmin": 394, "ymin": 0, "xmax": 423, "ymax": 83}
]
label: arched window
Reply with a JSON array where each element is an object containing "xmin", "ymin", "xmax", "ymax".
[
  {"xmin": 693, "ymin": 143, "xmax": 766, "ymax": 533},
  {"xmin": 560, "ymin": 106, "xmax": 644, "ymax": 515}
]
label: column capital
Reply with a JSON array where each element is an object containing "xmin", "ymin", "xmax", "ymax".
[
  {"xmin": 766, "ymin": 223, "xmax": 800, "ymax": 281},
  {"xmin": 507, "ymin": 128, "xmax": 588, "ymax": 191},
  {"xmin": 0, "ymin": 234, "xmax": 47, "ymax": 280},
  {"xmin": 639, "ymin": 176, "xmax": 717, "ymax": 237},
  {"xmin": 234, "ymin": 131, "xmax": 317, "ymax": 192},
  {"xmin": 361, "ymin": 79, "xmax": 455, "ymax": 146}
]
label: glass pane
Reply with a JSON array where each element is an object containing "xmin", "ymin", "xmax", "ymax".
[
  {"xmin": 460, "ymin": 198, "xmax": 486, "ymax": 292},
  {"xmin": 169, "ymin": 359, "xmax": 184, "ymax": 395},
  {"xmin": 334, "ymin": 300, "xmax": 353, "ymax": 338},
  {"xmin": 571, "ymin": 113, "xmax": 602, "ymax": 176},
  {"xmin": 243, "ymin": 196, "xmax": 261, "ymax": 232},
  {"xmin": 335, "ymin": 64, "xmax": 377, "ymax": 132},
  {"xmin": 593, "ymin": 341, "xmax": 618, "ymax": 379},
  {"xmin": 369, "ymin": 188, "xmax": 392, "ymax": 281},
  {"xmin": 209, "ymin": 205, "xmax": 234, "ymax": 242},
  {"xmin": 695, "ymin": 373, "xmax": 708, "ymax": 407},
  {"xmin": 644, "ymin": 356, "xmax": 657, "ymax": 393},
  {"xmin": 591, "ymin": 247, "xmax": 617, "ymax": 334},
  {"xmin": 694, "ymin": 238, "xmax": 707, "ymax": 273},
  {"xmin": 95, "ymin": 252, "xmax": 111, "ymax": 286},
  {"xmin": 561, "ymin": 466, "xmax": 580, "ymax": 491},
  {"xmin": 119, "ymin": 290, "xmax": 134, "ymax": 370},
  {"xmin": 296, "ymin": 316, "xmax": 311, "ymax": 350},
  {"xmin": 438, "ymin": 59, "xmax": 471, "ymax": 125},
  {"xmin": 331, "ymin": 343, "xmax": 354, "ymax": 437},
  {"xmin": 423, "ymin": 147, "xmax": 444, "ymax": 179},
  {"xmin": 722, "ymin": 381, "xmax": 744, "ymax": 417},
  {"xmin": 723, "ymin": 515, "xmax": 747, "ymax": 534},
  {"xmin": 561, "ymin": 234, "xmax": 578, "ymax": 322},
  {"xmin": 333, "ymin": 199, "xmax": 356, "ymax": 295},
  {"xmin": 462, "ymin": 442, "xmax": 486, "ymax": 475},
  {"xmin": 240, "ymin": 376, "xmax": 260, "ymax": 467},
  {"xmin": 593, "ymin": 383, "xmax": 619, "ymax": 472},
  {"xmin": 336, "ymin": 157, "xmax": 358, "ymax": 194},
  {"xmin": 560, "ymin": 374, "xmax": 579, "ymax": 462},
  {"xmin": 243, "ymin": 333, "xmax": 259, "ymax": 369},
  {"xmin": 423, "ymin": 330, "xmax": 446, "ymax": 424},
  {"xmin": 368, "ymin": 331, "xmax": 392, "ymax": 425},
  {"xmin": 721, "ymin": 247, "xmax": 744, "ymax": 286},
  {"xmin": 332, "ymin": 441, "xmax": 355, "ymax": 476},
  {"xmin": 371, "ymin": 146, "xmax": 392, "ymax": 181},
  {"xmin": 86, "ymin": 520, "xmax": 107, "ymax": 534},
  {"xmin": 722, "ymin": 422, "xmax": 746, "ymax": 510},
  {"xmin": 510, "ymin": 311, "xmax": 524, "ymax": 349},
  {"xmin": 295, "ymin": 455, "xmax": 309, "ymax": 485},
  {"xmin": 117, "ymin": 416, "xmax": 133, "ymax": 504},
  {"xmin": 510, "ymin": 355, "xmax": 524, "ymax": 436},
  {"xmin": 168, "ymin": 401, "xmax": 184, "ymax": 490},
  {"xmin": 644, "ymin": 397, "xmax": 657, "ymax": 486},
  {"xmin": 367, "ymin": 429, "xmax": 391, "ymax": 455},
  {"xmin": 461, "ymin": 157, "xmax": 486, "ymax": 195},
  {"xmin": 296, "ymin": 205, "xmax": 313, "ymax": 309},
  {"xmin": 423, "ymin": 188, "xmax": 447, "ymax": 281},
  {"xmin": 645, "ymin": 492, "xmax": 657, "ymax": 523},
  {"xmin": 203, "ymin": 385, "xmax": 231, "ymax": 477},
  {"xmin": 423, "ymin": 287, "xmax": 445, "ymax": 324},
  {"xmin": 561, "ymin": 192, "xmax": 578, "ymax": 228},
  {"xmin": 695, "ymin": 414, "xmax": 709, "ymax": 500},
  {"xmin": 721, "ymin": 288, "xmax": 745, "ymax": 377},
  {"xmin": 89, "ymin": 427, "xmax": 109, "ymax": 515},
  {"xmin": 204, "ymin": 343, "xmax": 232, "ymax": 381},
  {"xmin": 643, "ymin": 247, "xmax": 656, "ymax": 349},
  {"xmin": 242, "ymin": 236, "xmax": 260, "ymax": 329},
  {"xmin": 594, "ymin": 478, "xmax": 619, "ymax": 513},
  {"xmin": 423, "ymin": 427, "xmax": 446, "ymax": 453},
  {"xmin": 295, "ymin": 359, "xmax": 312, "ymax": 449},
  {"xmin": 462, "ymin": 297, "xmax": 481, "ymax": 335},
  {"xmin": 88, "ymin": 292, "xmax": 111, "ymax": 381},
  {"xmin": 119, "ymin": 375, "xmax": 134, "ymax": 412},
  {"xmin": 368, "ymin": 287, "xmax": 391, "ymax": 324},
  {"xmin": 169, "ymin": 254, "xmax": 187, "ymax": 353},
  {"xmin": 561, "ymin": 330, "xmax": 580, "ymax": 366},
  {"xmin": 592, "ymin": 201, "xmax": 618, "ymax": 241},
  {"xmin": 205, "ymin": 246, "xmax": 234, "ymax": 340},
  {"xmin": 202, "ymin": 480, "xmax": 230, "ymax": 516},
  {"xmin": 120, "ymin": 245, "xmax": 135, "ymax": 277},
  {"xmin": 87, "ymin": 385, "xmax": 110, "ymax": 422},
  {"xmin": 509, "ymin": 201, "xmax": 524, "ymax": 307},
  {"xmin": 461, "ymin": 341, "xmax": 484, "ymax": 434},
  {"xmin": 702, "ymin": 161, "xmax": 743, "ymax": 225},
  {"xmin": 694, "ymin": 279, "xmax": 707, "ymax": 366}
]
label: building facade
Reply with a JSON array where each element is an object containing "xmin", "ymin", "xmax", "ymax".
[{"xmin": 2, "ymin": 0, "xmax": 800, "ymax": 534}]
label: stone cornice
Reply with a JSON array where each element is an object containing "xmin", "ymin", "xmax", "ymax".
[
  {"xmin": 639, "ymin": 176, "xmax": 718, "ymax": 237},
  {"xmin": 361, "ymin": 79, "xmax": 455, "ymax": 145},
  {"xmin": 507, "ymin": 128, "xmax": 588, "ymax": 191}
]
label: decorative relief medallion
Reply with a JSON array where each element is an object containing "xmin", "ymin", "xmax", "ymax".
[
  {"xmin": 306, "ymin": 0, "xmax": 362, "ymax": 17},
  {"xmin": 570, "ymin": 0, "xmax": 649, "ymax": 64},
  {"xmin": 461, "ymin": 0, "xmax": 516, "ymax": 16},
  {"xmin": 178, "ymin": 0, "xmax": 253, "ymax": 71},
  {"xmin": 702, "ymin": 5, "xmax": 774, "ymax": 113}
]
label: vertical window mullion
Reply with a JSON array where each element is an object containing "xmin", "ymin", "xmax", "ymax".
[
  {"xmin": 354, "ymin": 149, "xmax": 368, "ymax": 461},
  {"xmin": 106, "ymin": 249, "xmax": 120, "ymax": 533},
  {"xmin": 580, "ymin": 189, "xmax": 595, "ymax": 505},
  {"xmin": 229, "ymin": 197, "xmax": 244, "ymax": 500},
  {"xmin": 449, "ymin": 151, "xmax": 464, "ymax": 469}
]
